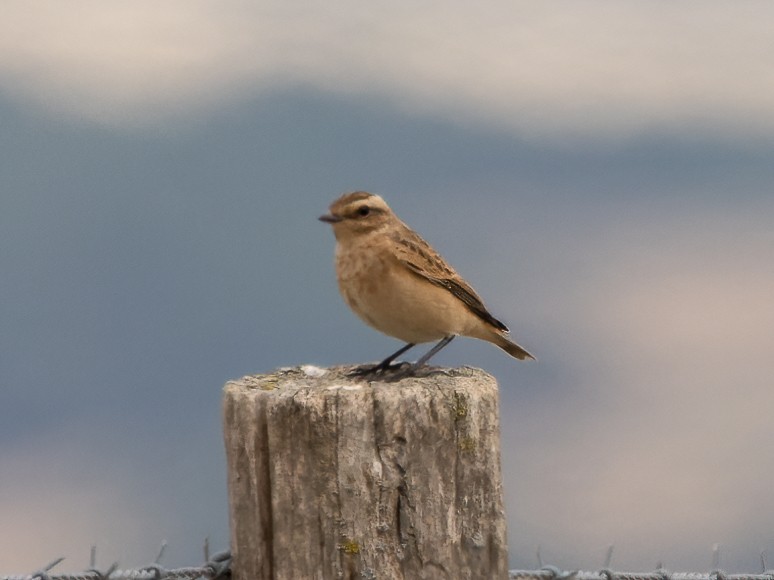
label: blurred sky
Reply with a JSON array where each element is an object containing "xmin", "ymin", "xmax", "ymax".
[{"xmin": 2, "ymin": 0, "xmax": 774, "ymax": 573}]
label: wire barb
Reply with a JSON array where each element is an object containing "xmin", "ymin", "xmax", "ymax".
[
  {"xmin": 85, "ymin": 562, "xmax": 118, "ymax": 580},
  {"xmin": 154, "ymin": 541, "xmax": 168, "ymax": 565},
  {"xmin": 29, "ymin": 557, "xmax": 64, "ymax": 580},
  {"xmin": 604, "ymin": 545, "xmax": 614, "ymax": 569}
]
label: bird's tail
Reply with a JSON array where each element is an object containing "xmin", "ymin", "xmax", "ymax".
[{"xmin": 494, "ymin": 334, "xmax": 536, "ymax": 361}]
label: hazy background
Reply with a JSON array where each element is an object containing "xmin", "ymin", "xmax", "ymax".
[{"xmin": 2, "ymin": 1, "xmax": 774, "ymax": 573}]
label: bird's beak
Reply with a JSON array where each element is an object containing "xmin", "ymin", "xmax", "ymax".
[{"xmin": 319, "ymin": 213, "xmax": 343, "ymax": 224}]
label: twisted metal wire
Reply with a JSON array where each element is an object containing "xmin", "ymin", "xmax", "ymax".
[
  {"xmin": 7, "ymin": 542, "xmax": 774, "ymax": 580},
  {"xmin": 509, "ymin": 546, "xmax": 774, "ymax": 580},
  {"xmin": 0, "ymin": 547, "xmax": 230, "ymax": 580},
  {"xmin": 509, "ymin": 571, "xmax": 774, "ymax": 580}
]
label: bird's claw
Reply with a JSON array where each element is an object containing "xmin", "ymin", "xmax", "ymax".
[{"xmin": 347, "ymin": 361, "xmax": 413, "ymax": 378}]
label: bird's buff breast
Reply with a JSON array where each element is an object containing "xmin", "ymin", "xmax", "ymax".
[{"xmin": 335, "ymin": 241, "xmax": 468, "ymax": 343}]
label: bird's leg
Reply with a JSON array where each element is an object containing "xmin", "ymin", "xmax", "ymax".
[
  {"xmin": 374, "ymin": 342, "xmax": 416, "ymax": 371},
  {"xmin": 349, "ymin": 342, "xmax": 416, "ymax": 376},
  {"xmin": 412, "ymin": 335, "xmax": 455, "ymax": 368},
  {"xmin": 388, "ymin": 335, "xmax": 456, "ymax": 380}
]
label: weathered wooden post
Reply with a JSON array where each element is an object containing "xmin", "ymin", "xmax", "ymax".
[{"xmin": 223, "ymin": 365, "xmax": 509, "ymax": 580}]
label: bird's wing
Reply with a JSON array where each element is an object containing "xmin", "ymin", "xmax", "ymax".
[{"xmin": 390, "ymin": 227, "xmax": 509, "ymax": 332}]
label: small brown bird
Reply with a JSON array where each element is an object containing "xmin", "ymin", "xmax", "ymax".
[{"xmin": 320, "ymin": 191, "xmax": 534, "ymax": 375}]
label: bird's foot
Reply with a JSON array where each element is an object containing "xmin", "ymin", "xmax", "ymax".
[
  {"xmin": 348, "ymin": 362, "xmax": 452, "ymax": 382},
  {"xmin": 347, "ymin": 361, "xmax": 411, "ymax": 377},
  {"xmin": 381, "ymin": 364, "xmax": 417, "ymax": 382},
  {"xmin": 382, "ymin": 364, "xmax": 453, "ymax": 382}
]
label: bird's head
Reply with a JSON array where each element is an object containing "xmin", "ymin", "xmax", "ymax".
[{"xmin": 319, "ymin": 191, "xmax": 395, "ymax": 241}]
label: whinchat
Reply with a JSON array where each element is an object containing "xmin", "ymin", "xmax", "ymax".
[{"xmin": 320, "ymin": 191, "xmax": 534, "ymax": 376}]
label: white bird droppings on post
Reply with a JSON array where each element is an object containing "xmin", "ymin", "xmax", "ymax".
[{"xmin": 300, "ymin": 365, "xmax": 328, "ymax": 377}]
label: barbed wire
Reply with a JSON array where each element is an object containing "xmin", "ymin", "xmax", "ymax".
[
  {"xmin": 6, "ymin": 541, "xmax": 774, "ymax": 580},
  {"xmin": 508, "ymin": 569, "xmax": 774, "ymax": 580},
  {"xmin": 0, "ymin": 541, "xmax": 230, "ymax": 580},
  {"xmin": 509, "ymin": 545, "xmax": 774, "ymax": 580}
]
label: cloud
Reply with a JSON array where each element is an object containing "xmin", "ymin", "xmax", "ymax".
[
  {"xmin": 501, "ymin": 200, "xmax": 774, "ymax": 569},
  {"xmin": 1, "ymin": 1, "xmax": 774, "ymax": 136},
  {"xmin": 0, "ymin": 439, "xmax": 176, "ymax": 572}
]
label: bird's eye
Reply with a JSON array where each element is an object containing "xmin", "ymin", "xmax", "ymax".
[{"xmin": 357, "ymin": 206, "xmax": 371, "ymax": 217}]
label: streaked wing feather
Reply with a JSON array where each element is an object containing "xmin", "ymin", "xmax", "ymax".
[{"xmin": 390, "ymin": 227, "xmax": 509, "ymax": 332}]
